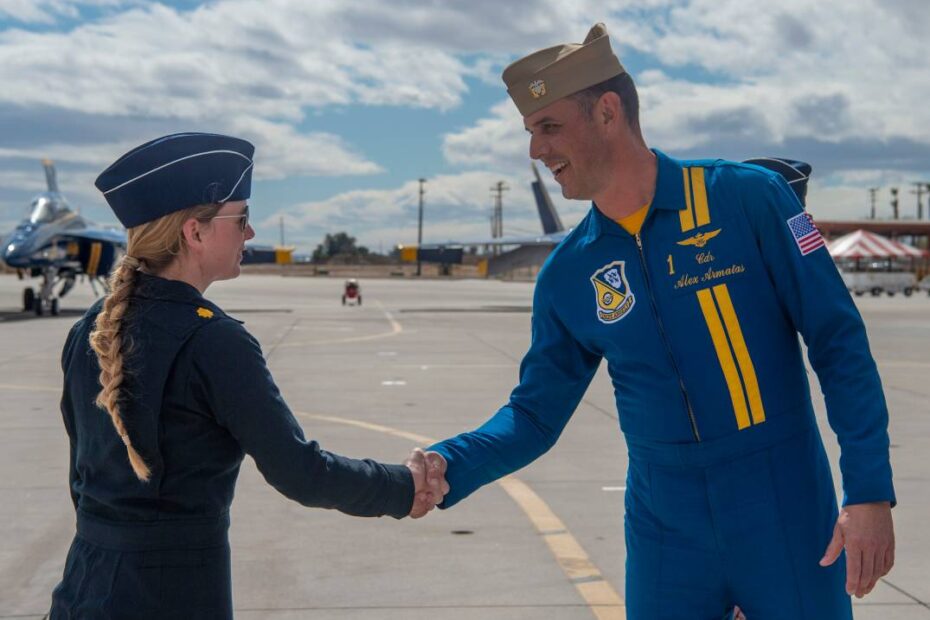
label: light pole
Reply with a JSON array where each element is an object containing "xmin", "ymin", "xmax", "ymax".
[
  {"xmin": 417, "ymin": 178, "xmax": 426, "ymax": 276},
  {"xmin": 911, "ymin": 182, "xmax": 928, "ymax": 220}
]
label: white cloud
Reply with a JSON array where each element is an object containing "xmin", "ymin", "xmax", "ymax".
[
  {"xmin": 0, "ymin": 123, "xmax": 382, "ymax": 181},
  {"xmin": 442, "ymin": 99, "xmax": 528, "ymax": 170},
  {"xmin": 0, "ymin": 0, "xmax": 127, "ymax": 24},
  {"xmin": 226, "ymin": 118, "xmax": 383, "ymax": 179},
  {"xmin": 0, "ymin": 0, "xmax": 475, "ymax": 120}
]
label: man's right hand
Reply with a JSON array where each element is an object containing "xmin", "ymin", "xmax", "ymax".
[{"xmin": 404, "ymin": 448, "xmax": 449, "ymax": 518}]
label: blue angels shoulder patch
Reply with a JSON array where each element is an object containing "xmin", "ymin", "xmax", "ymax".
[{"xmin": 590, "ymin": 261, "xmax": 635, "ymax": 324}]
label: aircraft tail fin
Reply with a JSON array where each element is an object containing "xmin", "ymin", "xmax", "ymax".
[
  {"xmin": 531, "ymin": 163, "xmax": 564, "ymax": 234},
  {"xmin": 42, "ymin": 159, "xmax": 59, "ymax": 193}
]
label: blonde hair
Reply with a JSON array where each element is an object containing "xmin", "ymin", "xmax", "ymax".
[{"xmin": 89, "ymin": 203, "xmax": 221, "ymax": 481}]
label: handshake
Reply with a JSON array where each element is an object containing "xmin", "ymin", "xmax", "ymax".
[{"xmin": 404, "ymin": 448, "xmax": 450, "ymax": 518}]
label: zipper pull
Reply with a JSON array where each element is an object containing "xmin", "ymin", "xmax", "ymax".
[{"xmin": 635, "ymin": 232, "xmax": 643, "ymax": 250}]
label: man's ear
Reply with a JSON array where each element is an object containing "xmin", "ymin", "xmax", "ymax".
[{"xmin": 597, "ymin": 91, "xmax": 623, "ymax": 128}]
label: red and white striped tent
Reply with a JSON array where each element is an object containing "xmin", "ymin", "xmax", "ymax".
[{"xmin": 828, "ymin": 229, "xmax": 928, "ymax": 258}]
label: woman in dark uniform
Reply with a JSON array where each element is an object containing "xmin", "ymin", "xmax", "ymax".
[{"xmin": 49, "ymin": 133, "xmax": 447, "ymax": 619}]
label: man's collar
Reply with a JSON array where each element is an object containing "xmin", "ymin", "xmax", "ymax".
[
  {"xmin": 650, "ymin": 149, "xmax": 687, "ymax": 212},
  {"xmin": 581, "ymin": 149, "xmax": 685, "ymax": 246}
]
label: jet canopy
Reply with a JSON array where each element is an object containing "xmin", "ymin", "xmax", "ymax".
[{"xmin": 26, "ymin": 194, "xmax": 71, "ymax": 224}]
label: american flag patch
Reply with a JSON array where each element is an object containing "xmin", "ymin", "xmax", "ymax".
[{"xmin": 786, "ymin": 212, "xmax": 825, "ymax": 256}]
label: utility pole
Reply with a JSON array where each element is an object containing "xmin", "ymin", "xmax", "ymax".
[
  {"xmin": 279, "ymin": 216, "xmax": 285, "ymax": 246},
  {"xmin": 417, "ymin": 178, "xmax": 426, "ymax": 276},
  {"xmin": 489, "ymin": 181, "xmax": 509, "ymax": 257},
  {"xmin": 890, "ymin": 187, "xmax": 899, "ymax": 220},
  {"xmin": 868, "ymin": 188, "xmax": 878, "ymax": 220},
  {"xmin": 911, "ymin": 182, "xmax": 927, "ymax": 220}
]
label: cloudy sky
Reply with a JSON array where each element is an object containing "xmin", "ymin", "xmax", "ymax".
[{"xmin": 0, "ymin": 0, "xmax": 927, "ymax": 252}]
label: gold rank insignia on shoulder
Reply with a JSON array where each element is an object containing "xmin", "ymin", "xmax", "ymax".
[
  {"xmin": 528, "ymin": 79, "xmax": 547, "ymax": 99},
  {"xmin": 677, "ymin": 228, "xmax": 721, "ymax": 249},
  {"xmin": 196, "ymin": 307, "xmax": 214, "ymax": 319}
]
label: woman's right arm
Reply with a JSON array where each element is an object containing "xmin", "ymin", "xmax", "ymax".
[{"xmin": 188, "ymin": 319, "xmax": 416, "ymax": 519}]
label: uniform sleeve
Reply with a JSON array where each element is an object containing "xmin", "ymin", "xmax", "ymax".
[
  {"xmin": 744, "ymin": 172, "xmax": 895, "ymax": 507},
  {"xmin": 428, "ymin": 275, "xmax": 602, "ymax": 508},
  {"xmin": 189, "ymin": 319, "xmax": 414, "ymax": 519}
]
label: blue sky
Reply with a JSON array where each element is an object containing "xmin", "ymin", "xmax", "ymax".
[{"xmin": 0, "ymin": 0, "xmax": 927, "ymax": 252}]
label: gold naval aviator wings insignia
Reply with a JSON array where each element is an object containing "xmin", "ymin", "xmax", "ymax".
[
  {"xmin": 590, "ymin": 260, "xmax": 635, "ymax": 324},
  {"xmin": 528, "ymin": 79, "xmax": 547, "ymax": 99},
  {"xmin": 677, "ymin": 228, "xmax": 722, "ymax": 248}
]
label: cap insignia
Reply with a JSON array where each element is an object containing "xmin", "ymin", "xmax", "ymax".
[
  {"xmin": 528, "ymin": 79, "xmax": 547, "ymax": 99},
  {"xmin": 196, "ymin": 307, "xmax": 214, "ymax": 319}
]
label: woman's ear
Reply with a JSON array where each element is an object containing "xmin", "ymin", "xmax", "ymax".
[{"xmin": 181, "ymin": 217, "xmax": 204, "ymax": 250}]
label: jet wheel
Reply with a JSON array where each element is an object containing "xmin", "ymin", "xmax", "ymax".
[
  {"xmin": 51, "ymin": 298, "xmax": 60, "ymax": 316},
  {"xmin": 23, "ymin": 287, "xmax": 35, "ymax": 312}
]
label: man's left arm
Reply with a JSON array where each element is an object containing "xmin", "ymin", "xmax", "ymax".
[{"xmin": 745, "ymin": 171, "xmax": 895, "ymax": 597}]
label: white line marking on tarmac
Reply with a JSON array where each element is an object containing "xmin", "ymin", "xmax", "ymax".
[
  {"xmin": 381, "ymin": 380, "xmax": 406, "ymax": 386},
  {"xmin": 601, "ymin": 486, "xmax": 626, "ymax": 492},
  {"xmin": 297, "ymin": 411, "xmax": 626, "ymax": 620},
  {"xmin": 276, "ymin": 300, "xmax": 403, "ymax": 348}
]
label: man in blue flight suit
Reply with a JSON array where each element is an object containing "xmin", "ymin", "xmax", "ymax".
[{"xmin": 427, "ymin": 23, "xmax": 895, "ymax": 619}]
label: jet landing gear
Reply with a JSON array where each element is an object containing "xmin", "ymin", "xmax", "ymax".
[
  {"xmin": 23, "ymin": 287, "xmax": 35, "ymax": 312},
  {"xmin": 33, "ymin": 297, "xmax": 60, "ymax": 317},
  {"xmin": 29, "ymin": 267, "xmax": 67, "ymax": 316},
  {"xmin": 23, "ymin": 286, "xmax": 58, "ymax": 316}
]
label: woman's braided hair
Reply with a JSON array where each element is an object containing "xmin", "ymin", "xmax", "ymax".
[{"xmin": 89, "ymin": 202, "xmax": 222, "ymax": 481}]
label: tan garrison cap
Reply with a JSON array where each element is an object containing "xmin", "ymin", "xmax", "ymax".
[{"xmin": 502, "ymin": 23, "xmax": 626, "ymax": 117}]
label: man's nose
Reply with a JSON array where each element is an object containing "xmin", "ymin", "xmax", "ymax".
[{"xmin": 528, "ymin": 134, "xmax": 548, "ymax": 161}]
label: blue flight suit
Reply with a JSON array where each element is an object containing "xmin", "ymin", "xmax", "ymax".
[
  {"xmin": 430, "ymin": 150, "xmax": 895, "ymax": 619},
  {"xmin": 51, "ymin": 274, "xmax": 414, "ymax": 619}
]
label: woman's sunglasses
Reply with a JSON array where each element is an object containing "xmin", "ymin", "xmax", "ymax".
[{"xmin": 213, "ymin": 205, "xmax": 250, "ymax": 231}]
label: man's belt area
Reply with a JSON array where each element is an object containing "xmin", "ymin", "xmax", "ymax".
[{"xmin": 625, "ymin": 412, "xmax": 816, "ymax": 468}]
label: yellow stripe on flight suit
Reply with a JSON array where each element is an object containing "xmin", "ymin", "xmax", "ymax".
[
  {"xmin": 712, "ymin": 284, "xmax": 765, "ymax": 425},
  {"xmin": 87, "ymin": 242, "xmax": 102, "ymax": 276},
  {"xmin": 697, "ymin": 288, "xmax": 751, "ymax": 430},
  {"xmin": 683, "ymin": 167, "xmax": 765, "ymax": 430},
  {"xmin": 690, "ymin": 167, "xmax": 711, "ymax": 227},
  {"xmin": 679, "ymin": 169, "xmax": 696, "ymax": 232}
]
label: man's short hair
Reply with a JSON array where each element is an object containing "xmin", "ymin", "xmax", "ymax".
[{"xmin": 571, "ymin": 72, "xmax": 641, "ymax": 132}]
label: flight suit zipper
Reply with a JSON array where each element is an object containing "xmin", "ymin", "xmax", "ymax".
[{"xmin": 634, "ymin": 232, "xmax": 702, "ymax": 442}]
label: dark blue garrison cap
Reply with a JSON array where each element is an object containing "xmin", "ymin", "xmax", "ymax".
[
  {"xmin": 95, "ymin": 132, "xmax": 255, "ymax": 228},
  {"xmin": 742, "ymin": 157, "xmax": 812, "ymax": 207}
]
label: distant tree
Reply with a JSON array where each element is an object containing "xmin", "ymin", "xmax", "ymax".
[{"xmin": 312, "ymin": 232, "xmax": 370, "ymax": 263}]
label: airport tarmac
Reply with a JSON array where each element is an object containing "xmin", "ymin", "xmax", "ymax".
[{"xmin": 0, "ymin": 272, "xmax": 927, "ymax": 619}]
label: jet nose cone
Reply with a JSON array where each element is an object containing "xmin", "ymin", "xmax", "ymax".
[{"xmin": 3, "ymin": 241, "xmax": 30, "ymax": 267}]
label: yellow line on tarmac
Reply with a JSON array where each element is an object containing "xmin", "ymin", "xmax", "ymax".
[
  {"xmin": 298, "ymin": 411, "xmax": 626, "ymax": 620},
  {"xmin": 276, "ymin": 300, "xmax": 403, "ymax": 348}
]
